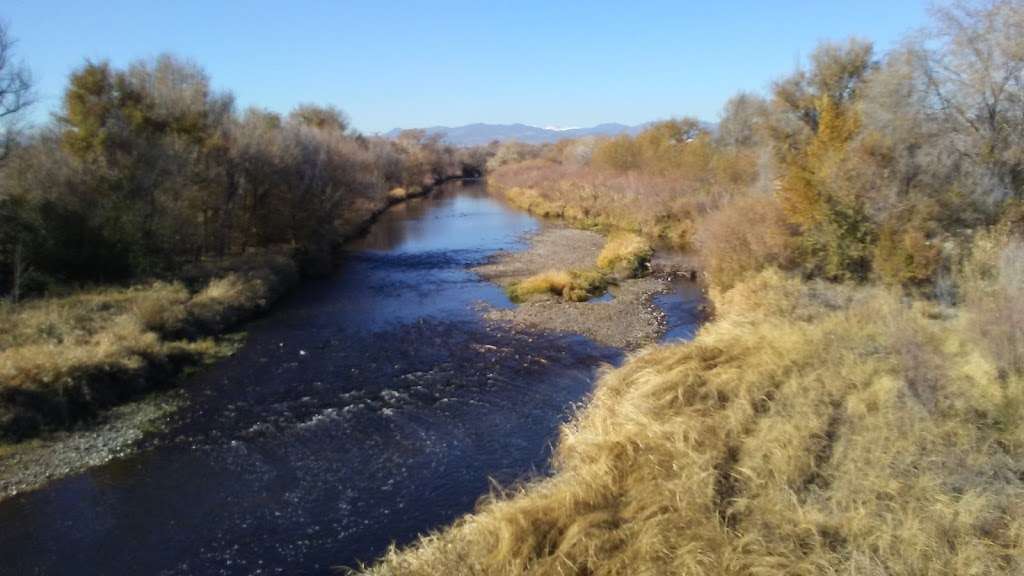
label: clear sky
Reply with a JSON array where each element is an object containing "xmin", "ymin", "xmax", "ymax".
[{"xmin": 4, "ymin": 0, "xmax": 932, "ymax": 134}]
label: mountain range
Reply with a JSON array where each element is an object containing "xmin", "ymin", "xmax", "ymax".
[{"xmin": 382, "ymin": 122, "xmax": 649, "ymax": 146}]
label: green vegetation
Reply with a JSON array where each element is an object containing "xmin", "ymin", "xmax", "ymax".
[
  {"xmin": 370, "ymin": 2, "xmax": 1024, "ymax": 574},
  {"xmin": 506, "ymin": 232, "xmax": 651, "ymax": 303}
]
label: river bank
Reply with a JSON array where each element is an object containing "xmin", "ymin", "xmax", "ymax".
[
  {"xmin": 0, "ymin": 183, "xmax": 695, "ymax": 575},
  {"xmin": 0, "ymin": 179, "xmax": 469, "ymax": 499}
]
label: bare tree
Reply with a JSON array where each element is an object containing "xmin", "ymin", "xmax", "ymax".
[
  {"xmin": 0, "ymin": 21, "xmax": 33, "ymax": 161},
  {"xmin": 919, "ymin": 0, "xmax": 1024, "ymax": 203}
]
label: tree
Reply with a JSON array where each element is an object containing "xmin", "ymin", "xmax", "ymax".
[
  {"xmin": 289, "ymin": 104, "xmax": 349, "ymax": 133},
  {"xmin": 771, "ymin": 39, "xmax": 877, "ymax": 280},
  {"xmin": 0, "ymin": 21, "xmax": 33, "ymax": 162},
  {"xmin": 918, "ymin": 0, "xmax": 1024, "ymax": 205},
  {"xmin": 717, "ymin": 92, "xmax": 769, "ymax": 149}
]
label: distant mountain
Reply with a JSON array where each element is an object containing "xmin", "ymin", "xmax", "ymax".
[{"xmin": 383, "ymin": 122, "xmax": 649, "ymax": 146}]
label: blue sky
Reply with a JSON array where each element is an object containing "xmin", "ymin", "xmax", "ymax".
[{"xmin": 4, "ymin": 1, "xmax": 932, "ymax": 133}]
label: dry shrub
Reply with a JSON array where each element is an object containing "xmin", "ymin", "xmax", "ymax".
[
  {"xmin": 367, "ymin": 270, "xmax": 1024, "ymax": 575},
  {"xmin": 873, "ymin": 219, "xmax": 943, "ymax": 288},
  {"xmin": 507, "ymin": 270, "xmax": 574, "ymax": 302},
  {"xmin": 130, "ymin": 282, "xmax": 191, "ymax": 333},
  {"xmin": 697, "ymin": 193, "xmax": 794, "ymax": 290},
  {"xmin": 490, "ymin": 160, "xmax": 713, "ymax": 249}
]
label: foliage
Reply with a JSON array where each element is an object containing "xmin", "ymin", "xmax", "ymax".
[{"xmin": 0, "ymin": 55, "xmax": 476, "ymax": 297}]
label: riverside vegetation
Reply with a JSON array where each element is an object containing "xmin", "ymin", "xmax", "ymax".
[
  {"xmin": 0, "ymin": 39, "xmax": 487, "ymax": 439},
  {"xmin": 369, "ymin": 1, "xmax": 1024, "ymax": 574}
]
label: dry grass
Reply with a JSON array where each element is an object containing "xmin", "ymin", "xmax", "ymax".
[
  {"xmin": 962, "ymin": 233, "xmax": 1024, "ymax": 377},
  {"xmin": 0, "ymin": 255, "xmax": 298, "ymax": 440},
  {"xmin": 595, "ymin": 232, "xmax": 653, "ymax": 277},
  {"xmin": 507, "ymin": 270, "xmax": 608, "ymax": 303},
  {"xmin": 506, "ymin": 233, "xmax": 650, "ymax": 303},
  {"xmin": 366, "ymin": 269, "xmax": 1024, "ymax": 575}
]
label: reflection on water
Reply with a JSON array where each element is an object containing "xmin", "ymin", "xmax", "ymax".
[
  {"xmin": 0, "ymin": 181, "xmax": 701, "ymax": 575},
  {"xmin": 656, "ymin": 278, "xmax": 706, "ymax": 342}
]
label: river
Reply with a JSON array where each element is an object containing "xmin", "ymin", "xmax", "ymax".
[{"xmin": 0, "ymin": 181, "xmax": 701, "ymax": 575}]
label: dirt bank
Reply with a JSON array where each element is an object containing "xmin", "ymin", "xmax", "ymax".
[{"xmin": 474, "ymin": 227, "xmax": 692, "ymax": 349}]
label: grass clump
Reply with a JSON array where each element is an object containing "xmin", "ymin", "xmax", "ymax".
[
  {"xmin": 595, "ymin": 231, "xmax": 653, "ymax": 277},
  {"xmin": 366, "ymin": 269, "xmax": 1024, "ymax": 575},
  {"xmin": 506, "ymin": 233, "xmax": 651, "ymax": 304},
  {"xmin": 507, "ymin": 270, "xmax": 609, "ymax": 303}
]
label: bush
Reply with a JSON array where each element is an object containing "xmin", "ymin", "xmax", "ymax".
[{"xmin": 697, "ymin": 193, "xmax": 794, "ymax": 290}]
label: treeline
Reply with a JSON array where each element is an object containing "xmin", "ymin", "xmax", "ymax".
[
  {"xmin": 488, "ymin": 0, "xmax": 1024, "ymax": 297},
  {"xmin": 0, "ymin": 54, "xmax": 484, "ymax": 299}
]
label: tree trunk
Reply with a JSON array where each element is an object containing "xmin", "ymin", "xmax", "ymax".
[{"xmin": 12, "ymin": 237, "xmax": 24, "ymax": 304}]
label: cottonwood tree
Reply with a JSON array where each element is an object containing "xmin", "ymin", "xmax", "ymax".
[
  {"xmin": 0, "ymin": 21, "xmax": 34, "ymax": 300},
  {"xmin": 919, "ymin": 0, "xmax": 1024, "ymax": 205},
  {"xmin": 0, "ymin": 21, "xmax": 32, "ymax": 162},
  {"xmin": 770, "ymin": 39, "xmax": 877, "ymax": 280}
]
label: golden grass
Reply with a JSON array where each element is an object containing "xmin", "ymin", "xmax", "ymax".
[
  {"xmin": 366, "ymin": 269, "xmax": 1024, "ymax": 575},
  {"xmin": 595, "ymin": 231, "xmax": 653, "ymax": 276},
  {"xmin": 0, "ymin": 255, "xmax": 298, "ymax": 439},
  {"xmin": 507, "ymin": 270, "xmax": 609, "ymax": 303},
  {"xmin": 505, "ymin": 233, "xmax": 649, "ymax": 303}
]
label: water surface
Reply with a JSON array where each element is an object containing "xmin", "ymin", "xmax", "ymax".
[{"xmin": 0, "ymin": 182, "xmax": 699, "ymax": 574}]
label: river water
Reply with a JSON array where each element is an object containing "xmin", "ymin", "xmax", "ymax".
[{"xmin": 0, "ymin": 182, "xmax": 701, "ymax": 575}]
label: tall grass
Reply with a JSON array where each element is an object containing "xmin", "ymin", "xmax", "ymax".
[{"xmin": 367, "ymin": 269, "xmax": 1024, "ymax": 575}]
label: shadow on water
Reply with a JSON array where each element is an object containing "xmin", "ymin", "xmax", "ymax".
[{"xmin": 0, "ymin": 181, "xmax": 701, "ymax": 575}]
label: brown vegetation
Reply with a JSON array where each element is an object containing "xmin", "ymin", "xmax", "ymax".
[
  {"xmin": 368, "ymin": 270, "xmax": 1024, "ymax": 575},
  {"xmin": 369, "ymin": 2, "xmax": 1024, "ymax": 574},
  {"xmin": 0, "ymin": 39, "xmax": 488, "ymax": 440}
]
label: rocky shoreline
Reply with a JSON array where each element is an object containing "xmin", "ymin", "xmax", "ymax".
[
  {"xmin": 0, "ymin": 390, "xmax": 184, "ymax": 501},
  {"xmin": 474, "ymin": 226, "xmax": 696, "ymax": 350}
]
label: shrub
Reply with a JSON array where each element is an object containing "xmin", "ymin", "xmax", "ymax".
[
  {"xmin": 873, "ymin": 221, "xmax": 942, "ymax": 288},
  {"xmin": 697, "ymin": 194, "xmax": 793, "ymax": 290}
]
